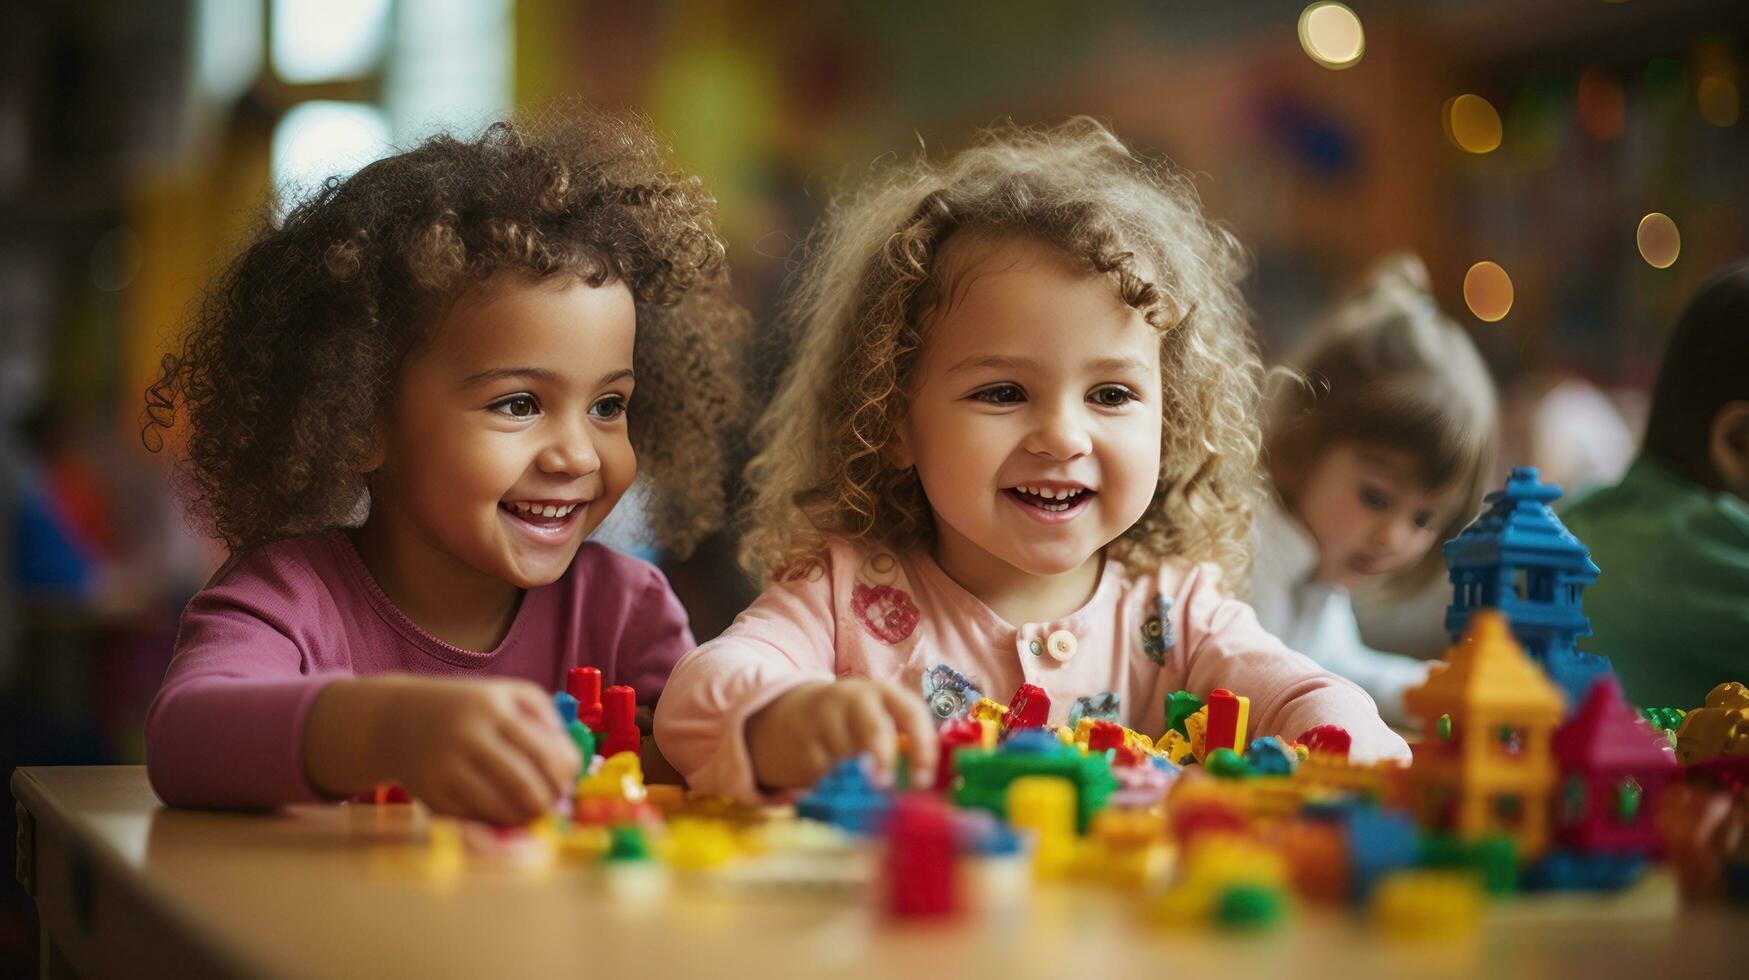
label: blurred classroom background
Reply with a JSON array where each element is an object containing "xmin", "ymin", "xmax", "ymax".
[{"xmin": 2, "ymin": 0, "xmax": 1746, "ymax": 971}]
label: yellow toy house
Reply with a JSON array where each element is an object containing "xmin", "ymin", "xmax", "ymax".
[{"xmin": 1403, "ymin": 609, "xmax": 1564, "ymax": 859}]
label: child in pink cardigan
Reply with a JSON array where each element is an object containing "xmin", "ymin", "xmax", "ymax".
[
  {"xmin": 142, "ymin": 110, "xmax": 746, "ymax": 824},
  {"xmin": 655, "ymin": 120, "xmax": 1408, "ymax": 800}
]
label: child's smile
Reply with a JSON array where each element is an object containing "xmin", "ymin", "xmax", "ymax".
[{"xmin": 894, "ymin": 234, "xmax": 1163, "ymax": 621}]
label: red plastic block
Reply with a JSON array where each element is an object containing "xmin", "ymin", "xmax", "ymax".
[
  {"xmin": 1006, "ymin": 683, "xmax": 1051, "ymax": 731},
  {"xmin": 935, "ymin": 718, "xmax": 985, "ymax": 791},
  {"xmin": 599, "ymin": 684, "xmax": 641, "ymax": 758},
  {"xmin": 1205, "ymin": 688, "xmax": 1249, "ymax": 753},
  {"xmin": 568, "ymin": 667, "xmax": 604, "ymax": 732},
  {"xmin": 1087, "ymin": 720, "xmax": 1126, "ymax": 754},
  {"xmin": 884, "ymin": 793, "xmax": 959, "ymax": 919},
  {"xmin": 1297, "ymin": 724, "xmax": 1352, "ymax": 759}
]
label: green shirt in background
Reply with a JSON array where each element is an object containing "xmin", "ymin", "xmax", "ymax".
[{"xmin": 1559, "ymin": 456, "xmax": 1749, "ymax": 709}]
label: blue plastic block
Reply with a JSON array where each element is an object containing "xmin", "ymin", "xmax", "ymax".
[
  {"xmin": 1343, "ymin": 808, "xmax": 1420, "ymax": 903},
  {"xmin": 554, "ymin": 692, "xmax": 579, "ymax": 725},
  {"xmin": 1003, "ymin": 728, "xmax": 1063, "ymax": 755},
  {"xmin": 1522, "ymin": 850, "xmax": 1646, "ymax": 892},
  {"xmin": 1244, "ymin": 737, "xmax": 1296, "ymax": 776},
  {"xmin": 795, "ymin": 755, "xmax": 893, "ymax": 835}
]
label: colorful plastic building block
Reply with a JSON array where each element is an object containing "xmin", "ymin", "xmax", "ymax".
[
  {"xmin": 1441, "ymin": 467, "xmax": 1612, "ymax": 711},
  {"xmin": 1245, "ymin": 737, "xmax": 1297, "ymax": 776},
  {"xmin": 970, "ymin": 697, "xmax": 1010, "ymax": 728},
  {"xmin": 1674, "ymin": 682, "xmax": 1749, "ymax": 766},
  {"xmin": 796, "ymin": 756, "xmax": 893, "ymax": 835},
  {"xmin": 554, "ymin": 691, "xmax": 579, "ymax": 726},
  {"xmin": 1369, "ymin": 870, "xmax": 1483, "ymax": 940},
  {"xmin": 1007, "ymin": 775, "xmax": 1078, "ymax": 879},
  {"xmin": 599, "ymin": 684, "xmax": 642, "ymax": 758},
  {"xmin": 955, "ymin": 739, "xmax": 1117, "ymax": 834},
  {"xmin": 1184, "ymin": 706, "xmax": 1209, "ymax": 762},
  {"xmin": 1205, "ymin": 748, "xmax": 1252, "ymax": 780},
  {"xmin": 1156, "ymin": 729, "xmax": 1195, "ymax": 766},
  {"xmin": 1551, "ymin": 676, "xmax": 1678, "ymax": 855},
  {"xmin": 576, "ymin": 751, "xmax": 648, "ymax": 803},
  {"xmin": 1205, "ymin": 688, "xmax": 1250, "ymax": 754},
  {"xmin": 1418, "ymin": 833, "xmax": 1517, "ymax": 896},
  {"xmin": 1521, "ymin": 849, "xmax": 1646, "ymax": 891},
  {"xmin": 934, "ymin": 717, "xmax": 988, "ymax": 791},
  {"xmin": 567, "ymin": 720, "xmax": 597, "ymax": 762},
  {"xmin": 666, "ymin": 818, "xmax": 738, "ymax": 872},
  {"xmin": 1402, "ymin": 609, "xmax": 1563, "ymax": 859},
  {"xmin": 1006, "ymin": 683, "xmax": 1052, "ymax": 732},
  {"xmin": 567, "ymin": 666, "xmax": 604, "ymax": 731},
  {"xmin": 1342, "ymin": 807, "xmax": 1420, "ymax": 903},
  {"xmin": 1164, "ymin": 690, "xmax": 1204, "ymax": 738},
  {"xmin": 1297, "ymin": 724, "xmax": 1352, "ymax": 759},
  {"xmin": 884, "ymin": 793, "xmax": 959, "ymax": 918},
  {"xmin": 1279, "ymin": 820, "xmax": 1348, "ymax": 903}
]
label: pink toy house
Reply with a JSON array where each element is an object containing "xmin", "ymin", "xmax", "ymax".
[{"xmin": 1551, "ymin": 676, "xmax": 1678, "ymax": 855}]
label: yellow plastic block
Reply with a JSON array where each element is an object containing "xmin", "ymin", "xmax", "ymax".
[
  {"xmin": 1185, "ymin": 706, "xmax": 1209, "ymax": 763},
  {"xmin": 576, "ymin": 751, "xmax": 648, "ymax": 802},
  {"xmin": 1370, "ymin": 870, "xmax": 1483, "ymax": 940},
  {"xmin": 971, "ymin": 698, "xmax": 1010, "ymax": 727}
]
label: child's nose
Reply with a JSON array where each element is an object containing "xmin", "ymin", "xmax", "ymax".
[
  {"xmin": 537, "ymin": 419, "xmax": 601, "ymax": 477},
  {"xmin": 1024, "ymin": 403, "xmax": 1093, "ymax": 460}
]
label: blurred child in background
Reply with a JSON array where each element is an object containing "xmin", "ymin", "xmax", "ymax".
[
  {"xmin": 1562, "ymin": 261, "xmax": 1749, "ymax": 708},
  {"xmin": 1254, "ymin": 255, "xmax": 1497, "ymax": 727}
]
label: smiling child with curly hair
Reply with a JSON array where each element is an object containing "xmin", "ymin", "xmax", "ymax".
[
  {"xmin": 142, "ymin": 106, "xmax": 747, "ymax": 823},
  {"xmin": 654, "ymin": 118, "xmax": 1407, "ymax": 800}
]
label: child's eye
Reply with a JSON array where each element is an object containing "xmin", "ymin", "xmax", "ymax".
[
  {"xmin": 490, "ymin": 394, "xmax": 541, "ymax": 419},
  {"xmin": 590, "ymin": 395, "xmax": 627, "ymax": 421},
  {"xmin": 1413, "ymin": 511, "xmax": 1435, "ymax": 530},
  {"xmin": 970, "ymin": 384, "xmax": 1025, "ymax": 404},
  {"xmin": 1360, "ymin": 486, "xmax": 1391, "ymax": 510},
  {"xmin": 1089, "ymin": 384, "xmax": 1139, "ymax": 407}
]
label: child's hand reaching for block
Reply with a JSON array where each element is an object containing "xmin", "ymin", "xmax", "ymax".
[
  {"xmin": 306, "ymin": 676, "xmax": 582, "ymax": 826},
  {"xmin": 745, "ymin": 678, "xmax": 938, "ymax": 792}
]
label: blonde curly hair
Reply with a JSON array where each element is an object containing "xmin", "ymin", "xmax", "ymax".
[{"xmin": 741, "ymin": 117, "xmax": 1266, "ymax": 590}]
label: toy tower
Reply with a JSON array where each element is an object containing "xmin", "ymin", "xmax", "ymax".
[
  {"xmin": 1442, "ymin": 467, "xmax": 1610, "ymax": 709},
  {"xmin": 1550, "ymin": 677, "xmax": 1678, "ymax": 856},
  {"xmin": 1404, "ymin": 609, "xmax": 1565, "ymax": 859}
]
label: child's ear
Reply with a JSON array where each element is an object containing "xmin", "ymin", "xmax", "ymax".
[{"xmin": 1708, "ymin": 400, "xmax": 1749, "ymax": 498}]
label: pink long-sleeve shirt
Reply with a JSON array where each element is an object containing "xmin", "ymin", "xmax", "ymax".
[
  {"xmin": 145, "ymin": 533, "xmax": 694, "ymax": 809},
  {"xmin": 655, "ymin": 539, "xmax": 1410, "ymax": 800}
]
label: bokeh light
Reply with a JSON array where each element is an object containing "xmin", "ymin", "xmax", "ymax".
[
  {"xmin": 1636, "ymin": 213, "xmax": 1681, "ymax": 269},
  {"xmin": 1577, "ymin": 68, "xmax": 1626, "ymax": 139},
  {"xmin": 1463, "ymin": 261, "xmax": 1514, "ymax": 323},
  {"xmin": 1298, "ymin": 3, "xmax": 1365, "ymax": 71},
  {"xmin": 1444, "ymin": 95, "xmax": 1502, "ymax": 153},
  {"xmin": 1698, "ymin": 76, "xmax": 1740, "ymax": 127}
]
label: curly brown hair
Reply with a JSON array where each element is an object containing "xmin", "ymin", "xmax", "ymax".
[
  {"xmin": 741, "ymin": 117, "xmax": 1266, "ymax": 590},
  {"xmin": 143, "ymin": 105, "xmax": 747, "ymax": 557}
]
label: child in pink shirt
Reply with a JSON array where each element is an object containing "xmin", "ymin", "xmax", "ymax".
[
  {"xmin": 142, "ymin": 109, "xmax": 746, "ymax": 824},
  {"xmin": 655, "ymin": 119, "xmax": 1409, "ymax": 800}
]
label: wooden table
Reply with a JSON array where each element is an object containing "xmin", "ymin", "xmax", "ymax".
[{"xmin": 12, "ymin": 766, "xmax": 1741, "ymax": 979}]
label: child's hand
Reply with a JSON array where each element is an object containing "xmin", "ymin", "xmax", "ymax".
[
  {"xmin": 744, "ymin": 678, "xmax": 938, "ymax": 791},
  {"xmin": 307, "ymin": 675, "xmax": 582, "ymax": 826}
]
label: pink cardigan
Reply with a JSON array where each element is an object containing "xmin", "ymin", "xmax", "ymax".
[{"xmin": 655, "ymin": 539, "xmax": 1409, "ymax": 800}]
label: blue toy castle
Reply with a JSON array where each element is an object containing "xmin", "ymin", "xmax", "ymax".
[{"xmin": 1442, "ymin": 467, "xmax": 1612, "ymax": 710}]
